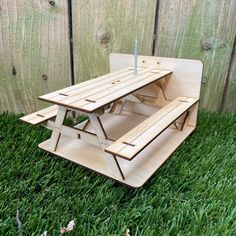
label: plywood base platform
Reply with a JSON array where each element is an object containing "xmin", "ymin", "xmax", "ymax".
[{"xmin": 39, "ymin": 125, "xmax": 195, "ymax": 188}]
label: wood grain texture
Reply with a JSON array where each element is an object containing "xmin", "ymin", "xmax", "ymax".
[
  {"xmin": 39, "ymin": 67, "xmax": 171, "ymax": 112},
  {"xmin": 222, "ymin": 39, "xmax": 236, "ymax": 111},
  {"xmin": 154, "ymin": 0, "xmax": 236, "ymax": 111},
  {"xmin": 72, "ymin": 0, "xmax": 157, "ymax": 83},
  {"xmin": 0, "ymin": 0, "xmax": 71, "ymax": 113},
  {"xmin": 105, "ymin": 97, "xmax": 198, "ymax": 160},
  {"xmin": 39, "ymin": 117, "xmax": 196, "ymax": 188},
  {"xmin": 20, "ymin": 105, "xmax": 58, "ymax": 125}
]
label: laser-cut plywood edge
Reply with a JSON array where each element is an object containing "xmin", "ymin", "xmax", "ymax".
[
  {"xmin": 105, "ymin": 97, "xmax": 199, "ymax": 161},
  {"xmin": 39, "ymin": 123, "xmax": 195, "ymax": 188},
  {"xmin": 23, "ymin": 54, "xmax": 203, "ymax": 188},
  {"xmin": 109, "ymin": 53, "xmax": 203, "ymax": 126}
]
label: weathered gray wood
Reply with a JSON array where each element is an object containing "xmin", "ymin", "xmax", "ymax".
[
  {"xmin": 222, "ymin": 39, "xmax": 236, "ymax": 111},
  {"xmin": 154, "ymin": 0, "xmax": 236, "ymax": 111},
  {"xmin": 72, "ymin": 0, "xmax": 157, "ymax": 83},
  {"xmin": 0, "ymin": 0, "xmax": 235, "ymax": 112},
  {"xmin": 0, "ymin": 0, "xmax": 71, "ymax": 113}
]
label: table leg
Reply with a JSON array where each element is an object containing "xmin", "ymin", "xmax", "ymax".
[
  {"xmin": 49, "ymin": 106, "xmax": 67, "ymax": 151},
  {"xmin": 88, "ymin": 113, "xmax": 125, "ymax": 180}
]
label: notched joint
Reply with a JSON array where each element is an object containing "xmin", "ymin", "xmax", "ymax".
[
  {"xmin": 85, "ymin": 99, "xmax": 96, "ymax": 103},
  {"xmin": 179, "ymin": 99, "xmax": 189, "ymax": 103},
  {"xmin": 59, "ymin": 93, "xmax": 69, "ymax": 96},
  {"xmin": 123, "ymin": 141, "xmax": 135, "ymax": 147},
  {"xmin": 36, "ymin": 114, "xmax": 45, "ymax": 118}
]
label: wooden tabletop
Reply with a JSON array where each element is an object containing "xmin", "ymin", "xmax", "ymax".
[{"xmin": 39, "ymin": 67, "xmax": 172, "ymax": 113}]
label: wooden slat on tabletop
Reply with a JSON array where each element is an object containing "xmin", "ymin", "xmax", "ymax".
[
  {"xmin": 80, "ymin": 71, "xmax": 172, "ymax": 112},
  {"xmin": 39, "ymin": 68, "xmax": 148, "ymax": 104},
  {"xmin": 62, "ymin": 70, "xmax": 152, "ymax": 106},
  {"xmin": 39, "ymin": 67, "xmax": 133, "ymax": 100}
]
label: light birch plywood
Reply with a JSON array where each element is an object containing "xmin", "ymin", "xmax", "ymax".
[
  {"xmin": 39, "ymin": 67, "xmax": 171, "ymax": 112},
  {"xmin": 38, "ymin": 68, "xmax": 136, "ymax": 101},
  {"xmin": 20, "ymin": 105, "xmax": 58, "ymax": 125},
  {"xmin": 39, "ymin": 125, "xmax": 195, "ymax": 188},
  {"xmin": 21, "ymin": 54, "xmax": 203, "ymax": 187},
  {"xmin": 43, "ymin": 120, "xmax": 100, "ymax": 147},
  {"xmin": 80, "ymin": 112, "xmax": 148, "ymax": 141},
  {"xmin": 109, "ymin": 53, "xmax": 202, "ymax": 126},
  {"xmin": 81, "ymin": 110, "xmax": 182, "ymax": 141},
  {"xmin": 88, "ymin": 113, "xmax": 124, "ymax": 180},
  {"xmin": 105, "ymin": 97, "xmax": 198, "ymax": 160},
  {"xmin": 49, "ymin": 106, "xmax": 67, "ymax": 151},
  {"xmin": 38, "ymin": 68, "xmax": 149, "ymax": 105}
]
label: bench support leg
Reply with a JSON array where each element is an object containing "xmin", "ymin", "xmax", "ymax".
[
  {"xmin": 88, "ymin": 113, "xmax": 125, "ymax": 180},
  {"xmin": 49, "ymin": 106, "xmax": 67, "ymax": 151},
  {"xmin": 180, "ymin": 111, "xmax": 190, "ymax": 131}
]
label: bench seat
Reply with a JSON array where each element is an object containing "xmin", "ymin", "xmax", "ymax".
[
  {"xmin": 105, "ymin": 96, "xmax": 198, "ymax": 160},
  {"xmin": 20, "ymin": 105, "xmax": 58, "ymax": 125}
]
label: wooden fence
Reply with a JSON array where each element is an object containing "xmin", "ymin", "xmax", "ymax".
[{"xmin": 0, "ymin": 0, "xmax": 235, "ymax": 113}]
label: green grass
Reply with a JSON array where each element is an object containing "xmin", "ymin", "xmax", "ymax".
[{"xmin": 0, "ymin": 112, "xmax": 235, "ymax": 236}]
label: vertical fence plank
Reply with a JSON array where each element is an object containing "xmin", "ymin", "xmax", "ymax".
[
  {"xmin": 72, "ymin": 0, "xmax": 157, "ymax": 83},
  {"xmin": 154, "ymin": 0, "xmax": 236, "ymax": 111},
  {"xmin": 222, "ymin": 40, "xmax": 236, "ymax": 111},
  {"xmin": 0, "ymin": 0, "xmax": 71, "ymax": 113}
]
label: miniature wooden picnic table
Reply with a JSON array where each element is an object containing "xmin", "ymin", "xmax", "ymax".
[{"xmin": 20, "ymin": 53, "xmax": 203, "ymax": 188}]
